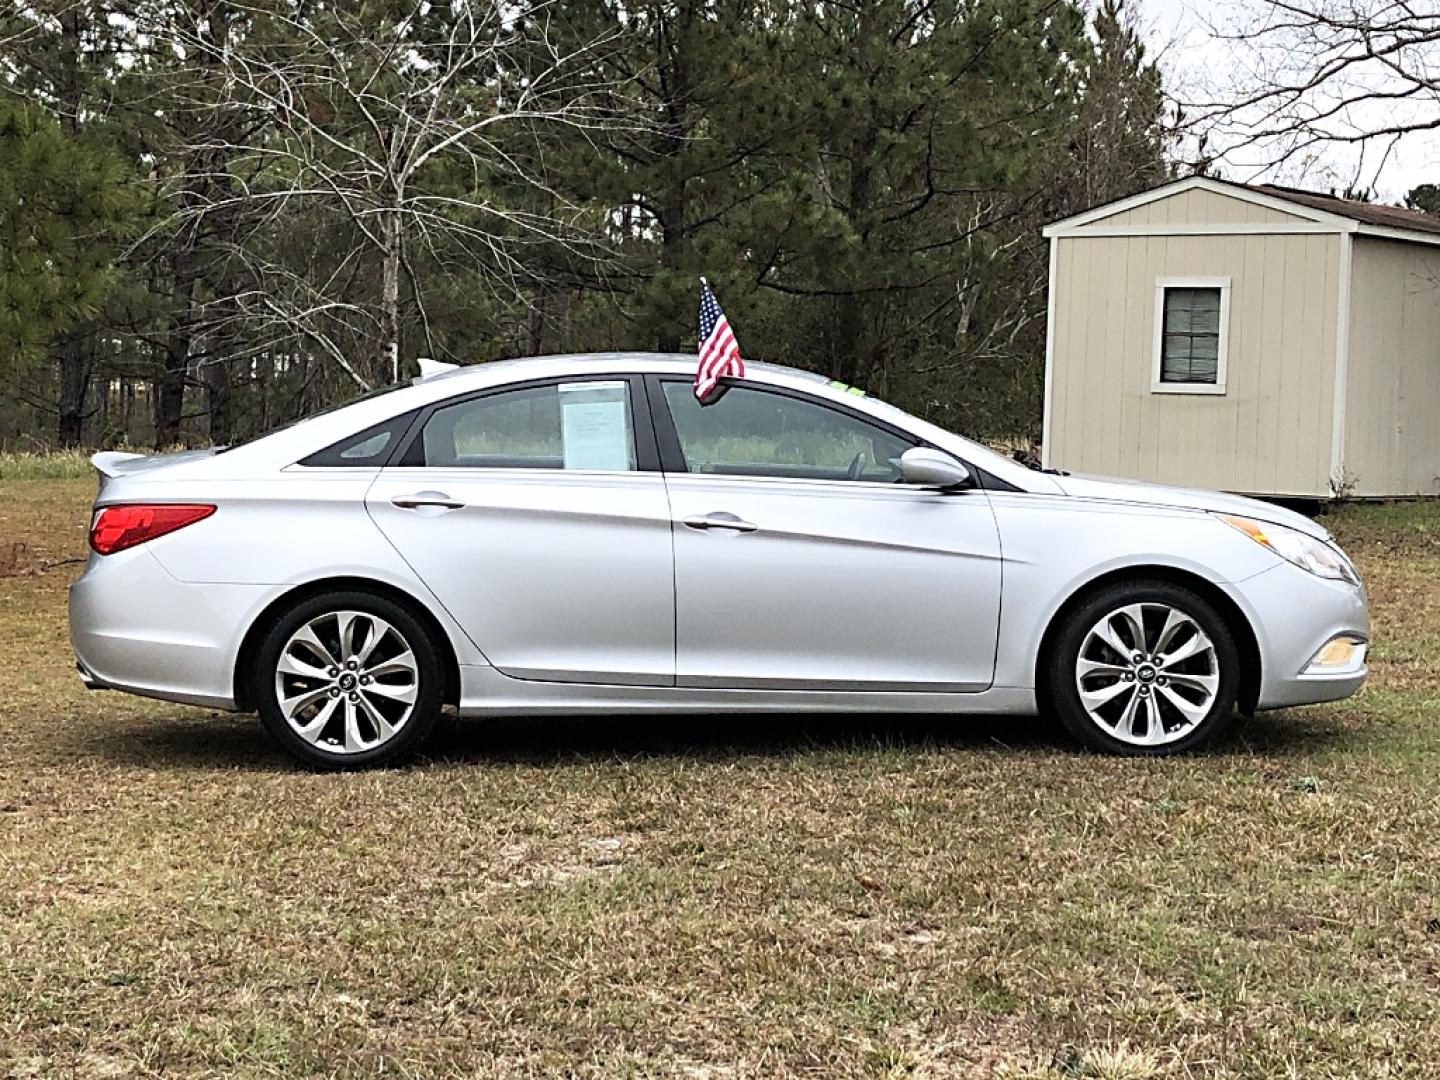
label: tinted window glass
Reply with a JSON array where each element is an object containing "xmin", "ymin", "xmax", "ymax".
[
  {"xmin": 226, "ymin": 381, "xmax": 412, "ymax": 453},
  {"xmin": 420, "ymin": 381, "xmax": 636, "ymax": 470},
  {"xmin": 661, "ymin": 382, "xmax": 914, "ymax": 482},
  {"xmin": 299, "ymin": 411, "xmax": 416, "ymax": 467}
]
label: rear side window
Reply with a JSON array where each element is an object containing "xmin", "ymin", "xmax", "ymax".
[
  {"xmin": 417, "ymin": 381, "xmax": 637, "ymax": 471},
  {"xmin": 299, "ymin": 411, "xmax": 417, "ymax": 467}
]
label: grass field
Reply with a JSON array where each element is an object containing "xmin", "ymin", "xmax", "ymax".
[{"xmin": 3, "ymin": 477, "xmax": 1440, "ymax": 1078}]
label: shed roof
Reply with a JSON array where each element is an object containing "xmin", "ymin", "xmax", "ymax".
[
  {"xmin": 1250, "ymin": 183, "xmax": 1440, "ymax": 238},
  {"xmin": 1043, "ymin": 175, "xmax": 1440, "ymax": 247}
]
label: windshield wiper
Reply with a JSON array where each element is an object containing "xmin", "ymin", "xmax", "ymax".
[{"xmin": 1012, "ymin": 449, "xmax": 1068, "ymax": 476}]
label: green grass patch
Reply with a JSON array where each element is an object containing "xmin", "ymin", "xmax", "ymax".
[{"xmin": 0, "ymin": 449, "xmax": 96, "ymax": 480}]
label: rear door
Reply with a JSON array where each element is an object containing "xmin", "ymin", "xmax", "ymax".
[
  {"xmin": 366, "ymin": 375, "xmax": 676, "ymax": 686},
  {"xmin": 650, "ymin": 376, "xmax": 1003, "ymax": 691}
]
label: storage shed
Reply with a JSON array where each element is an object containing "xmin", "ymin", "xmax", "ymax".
[{"xmin": 1042, "ymin": 175, "xmax": 1440, "ymax": 498}]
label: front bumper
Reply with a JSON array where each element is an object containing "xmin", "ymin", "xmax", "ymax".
[{"xmin": 1229, "ymin": 562, "xmax": 1370, "ymax": 710}]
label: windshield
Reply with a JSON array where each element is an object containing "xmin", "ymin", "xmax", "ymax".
[{"xmin": 794, "ymin": 374, "xmax": 1024, "ymax": 476}]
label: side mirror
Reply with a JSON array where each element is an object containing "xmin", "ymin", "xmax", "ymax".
[{"xmin": 900, "ymin": 447, "xmax": 971, "ymax": 490}]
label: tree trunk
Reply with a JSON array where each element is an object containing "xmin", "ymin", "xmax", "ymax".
[
  {"xmin": 153, "ymin": 377, "xmax": 185, "ymax": 447},
  {"xmin": 56, "ymin": 335, "xmax": 91, "ymax": 447},
  {"xmin": 295, "ymin": 347, "xmax": 308, "ymax": 421},
  {"xmin": 205, "ymin": 362, "xmax": 232, "ymax": 445},
  {"xmin": 154, "ymin": 335, "xmax": 190, "ymax": 446},
  {"xmin": 380, "ymin": 211, "xmax": 402, "ymax": 383},
  {"xmin": 53, "ymin": 7, "xmax": 94, "ymax": 447},
  {"xmin": 256, "ymin": 352, "xmax": 270, "ymax": 434},
  {"xmin": 655, "ymin": 0, "xmax": 695, "ymax": 353},
  {"xmin": 833, "ymin": 6, "xmax": 877, "ymax": 389},
  {"xmin": 527, "ymin": 276, "xmax": 554, "ymax": 355},
  {"xmin": 833, "ymin": 140, "xmax": 874, "ymax": 387},
  {"xmin": 656, "ymin": 189, "xmax": 687, "ymax": 352},
  {"xmin": 97, "ymin": 371, "xmax": 110, "ymax": 440}
]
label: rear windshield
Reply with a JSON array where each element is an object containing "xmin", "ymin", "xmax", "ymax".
[{"xmin": 217, "ymin": 382, "xmax": 410, "ymax": 452}]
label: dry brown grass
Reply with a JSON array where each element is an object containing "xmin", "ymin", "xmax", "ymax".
[{"xmin": 3, "ymin": 480, "xmax": 1440, "ymax": 1077}]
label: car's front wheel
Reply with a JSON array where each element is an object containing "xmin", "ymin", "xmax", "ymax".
[
  {"xmin": 1044, "ymin": 580, "xmax": 1240, "ymax": 755},
  {"xmin": 255, "ymin": 591, "xmax": 444, "ymax": 769}
]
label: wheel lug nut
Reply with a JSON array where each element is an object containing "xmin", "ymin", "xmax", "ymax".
[
  {"xmin": 348, "ymin": 692, "xmax": 358, "ymax": 701},
  {"xmin": 329, "ymin": 687, "xmax": 340, "ymax": 697},
  {"xmin": 327, "ymin": 667, "xmax": 338, "ymax": 676},
  {"xmin": 1139, "ymin": 686, "xmax": 1150, "ymax": 696},
  {"xmin": 346, "ymin": 659, "xmax": 358, "ymax": 670},
  {"xmin": 360, "ymin": 675, "xmax": 370, "ymax": 685},
  {"xmin": 1133, "ymin": 653, "xmax": 1143, "ymax": 663},
  {"xmin": 1123, "ymin": 672, "xmax": 1134, "ymax": 681}
]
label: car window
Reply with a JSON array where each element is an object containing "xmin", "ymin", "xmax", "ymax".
[
  {"xmin": 661, "ymin": 381, "xmax": 914, "ymax": 482},
  {"xmin": 420, "ymin": 381, "xmax": 636, "ymax": 471},
  {"xmin": 226, "ymin": 380, "xmax": 414, "ymax": 453},
  {"xmin": 299, "ymin": 411, "xmax": 417, "ymax": 467}
]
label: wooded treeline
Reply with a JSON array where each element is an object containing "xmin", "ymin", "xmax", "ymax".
[{"xmin": 1, "ymin": 0, "xmax": 1166, "ymax": 450}]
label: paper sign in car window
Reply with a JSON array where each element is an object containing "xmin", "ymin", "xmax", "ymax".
[{"xmin": 559, "ymin": 381, "xmax": 632, "ymax": 471}]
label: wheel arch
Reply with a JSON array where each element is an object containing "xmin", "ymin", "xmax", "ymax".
[
  {"xmin": 1034, "ymin": 565, "xmax": 1262, "ymax": 716},
  {"xmin": 233, "ymin": 577, "xmax": 461, "ymax": 711}
]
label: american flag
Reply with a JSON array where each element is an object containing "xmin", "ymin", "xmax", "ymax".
[{"xmin": 694, "ymin": 277, "xmax": 745, "ymax": 401}]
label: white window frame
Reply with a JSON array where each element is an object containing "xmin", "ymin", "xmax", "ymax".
[{"xmin": 1152, "ymin": 277, "xmax": 1230, "ymax": 395}]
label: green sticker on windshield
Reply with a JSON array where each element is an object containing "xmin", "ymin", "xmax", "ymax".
[{"xmin": 828, "ymin": 380, "xmax": 867, "ymax": 397}]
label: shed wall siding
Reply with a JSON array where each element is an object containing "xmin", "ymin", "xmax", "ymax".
[
  {"xmin": 1087, "ymin": 188, "xmax": 1310, "ymax": 228},
  {"xmin": 1048, "ymin": 233, "xmax": 1340, "ymax": 495},
  {"xmin": 1344, "ymin": 237, "xmax": 1440, "ymax": 496}
]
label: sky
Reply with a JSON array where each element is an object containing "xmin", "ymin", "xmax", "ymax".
[{"xmin": 1138, "ymin": 0, "xmax": 1440, "ymax": 202}]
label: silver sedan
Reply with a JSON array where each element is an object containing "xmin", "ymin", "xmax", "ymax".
[{"xmin": 69, "ymin": 354, "xmax": 1370, "ymax": 767}]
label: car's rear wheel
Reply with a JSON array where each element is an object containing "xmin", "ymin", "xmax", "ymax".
[
  {"xmin": 1044, "ymin": 580, "xmax": 1240, "ymax": 755},
  {"xmin": 255, "ymin": 591, "xmax": 444, "ymax": 769}
]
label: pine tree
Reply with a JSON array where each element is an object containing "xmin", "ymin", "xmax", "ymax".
[
  {"xmin": 525, "ymin": 0, "xmax": 809, "ymax": 351},
  {"xmin": 2, "ymin": 2, "xmax": 145, "ymax": 445},
  {"xmin": 746, "ymin": 0, "xmax": 1095, "ymax": 434},
  {"xmin": 1405, "ymin": 185, "xmax": 1440, "ymax": 215},
  {"xmin": 0, "ymin": 99, "xmax": 137, "ymax": 434},
  {"xmin": 1066, "ymin": 0, "xmax": 1169, "ymax": 213}
]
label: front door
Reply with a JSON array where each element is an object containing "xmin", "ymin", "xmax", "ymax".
[
  {"xmin": 653, "ymin": 378, "xmax": 1003, "ymax": 691},
  {"xmin": 367, "ymin": 377, "xmax": 675, "ymax": 686}
]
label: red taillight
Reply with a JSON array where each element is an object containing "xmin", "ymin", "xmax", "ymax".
[{"xmin": 89, "ymin": 504, "xmax": 216, "ymax": 555}]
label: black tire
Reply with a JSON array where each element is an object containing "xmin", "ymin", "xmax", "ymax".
[
  {"xmin": 1043, "ymin": 579, "xmax": 1241, "ymax": 756},
  {"xmin": 254, "ymin": 590, "xmax": 445, "ymax": 770}
]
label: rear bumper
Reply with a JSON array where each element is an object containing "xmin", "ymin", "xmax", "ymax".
[
  {"xmin": 68, "ymin": 547, "xmax": 267, "ymax": 711},
  {"xmin": 75, "ymin": 659, "xmax": 106, "ymax": 690}
]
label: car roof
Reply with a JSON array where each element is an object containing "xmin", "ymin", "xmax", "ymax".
[{"xmin": 412, "ymin": 352, "xmax": 822, "ymax": 388}]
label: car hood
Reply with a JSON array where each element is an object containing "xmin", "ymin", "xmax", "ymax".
[{"xmin": 1055, "ymin": 473, "xmax": 1331, "ymax": 540}]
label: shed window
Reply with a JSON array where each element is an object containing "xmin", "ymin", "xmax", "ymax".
[
  {"xmin": 1160, "ymin": 288, "xmax": 1221, "ymax": 383},
  {"xmin": 1152, "ymin": 278, "xmax": 1229, "ymax": 395}
]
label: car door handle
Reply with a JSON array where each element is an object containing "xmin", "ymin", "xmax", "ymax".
[
  {"xmin": 682, "ymin": 513, "xmax": 757, "ymax": 533},
  {"xmin": 392, "ymin": 491, "xmax": 466, "ymax": 511}
]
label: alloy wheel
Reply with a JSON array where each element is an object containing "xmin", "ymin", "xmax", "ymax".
[
  {"xmin": 273, "ymin": 610, "xmax": 419, "ymax": 754},
  {"xmin": 1074, "ymin": 602, "xmax": 1220, "ymax": 747}
]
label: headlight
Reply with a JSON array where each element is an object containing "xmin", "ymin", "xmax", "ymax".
[{"xmin": 1216, "ymin": 514, "xmax": 1360, "ymax": 585}]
